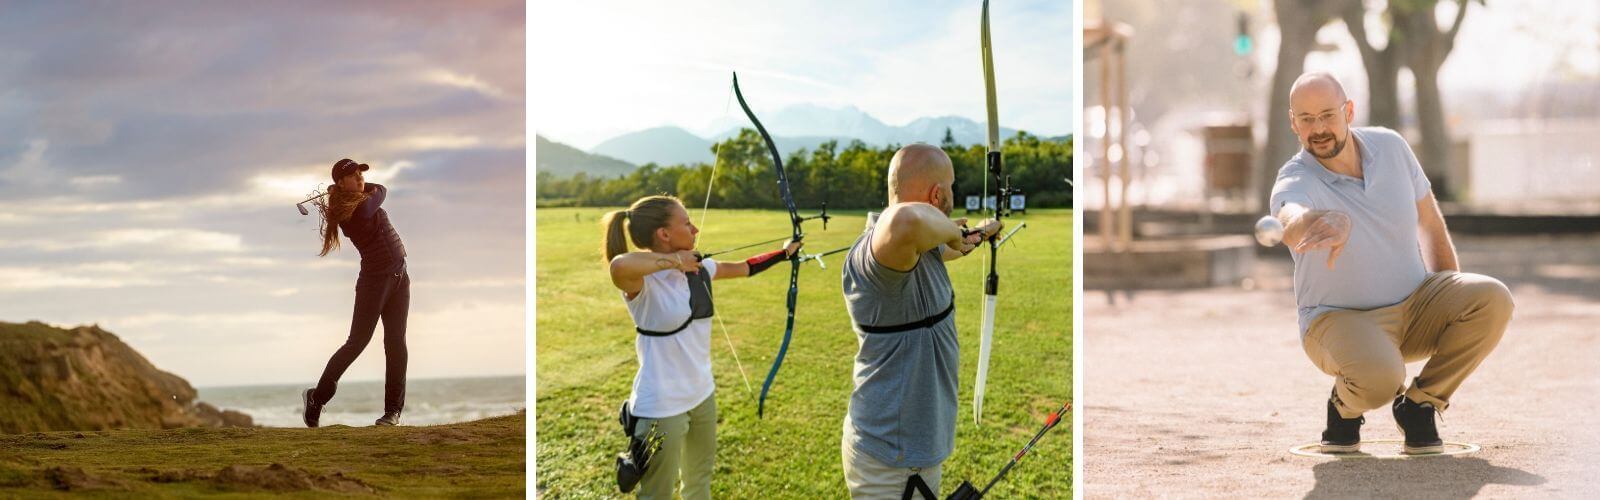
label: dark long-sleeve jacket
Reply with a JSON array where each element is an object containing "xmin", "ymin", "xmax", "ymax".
[{"xmin": 340, "ymin": 183, "xmax": 407, "ymax": 274}]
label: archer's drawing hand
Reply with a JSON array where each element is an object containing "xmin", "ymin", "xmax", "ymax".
[{"xmin": 669, "ymin": 250, "xmax": 702, "ymax": 273}]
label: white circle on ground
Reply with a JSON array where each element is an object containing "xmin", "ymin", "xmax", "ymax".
[{"xmin": 1289, "ymin": 439, "xmax": 1480, "ymax": 459}]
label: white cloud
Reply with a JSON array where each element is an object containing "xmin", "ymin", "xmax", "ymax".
[
  {"xmin": 387, "ymin": 135, "xmax": 484, "ymax": 152},
  {"xmin": 0, "ymin": 265, "xmax": 164, "ymax": 290},
  {"xmin": 0, "ymin": 228, "xmax": 244, "ymax": 253},
  {"xmin": 69, "ymin": 175, "xmax": 123, "ymax": 187},
  {"xmin": 423, "ymin": 69, "xmax": 510, "ymax": 100},
  {"xmin": 103, "ymin": 229, "xmax": 243, "ymax": 252}
]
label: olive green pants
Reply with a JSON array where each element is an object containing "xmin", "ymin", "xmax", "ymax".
[
  {"xmin": 632, "ymin": 393, "xmax": 716, "ymax": 500},
  {"xmin": 1304, "ymin": 271, "xmax": 1514, "ymax": 418}
]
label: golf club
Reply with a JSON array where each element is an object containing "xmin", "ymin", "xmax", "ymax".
[{"xmin": 296, "ymin": 192, "xmax": 328, "ymax": 216}]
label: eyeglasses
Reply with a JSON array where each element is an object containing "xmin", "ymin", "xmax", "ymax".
[{"xmin": 1292, "ymin": 103, "xmax": 1349, "ymax": 128}]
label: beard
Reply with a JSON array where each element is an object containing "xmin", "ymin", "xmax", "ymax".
[{"xmin": 1306, "ymin": 130, "xmax": 1348, "ymax": 159}]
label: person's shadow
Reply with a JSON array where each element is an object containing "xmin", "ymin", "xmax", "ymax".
[{"xmin": 1304, "ymin": 456, "xmax": 1545, "ymax": 499}]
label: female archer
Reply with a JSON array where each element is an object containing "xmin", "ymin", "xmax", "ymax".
[{"xmin": 602, "ymin": 195, "xmax": 799, "ymax": 498}]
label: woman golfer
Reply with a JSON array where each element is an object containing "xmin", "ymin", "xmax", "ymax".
[
  {"xmin": 603, "ymin": 195, "xmax": 799, "ymax": 499},
  {"xmin": 301, "ymin": 158, "xmax": 410, "ymax": 427}
]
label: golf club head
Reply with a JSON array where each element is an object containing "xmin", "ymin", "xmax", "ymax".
[{"xmin": 296, "ymin": 203, "xmax": 309, "ymax": 216}]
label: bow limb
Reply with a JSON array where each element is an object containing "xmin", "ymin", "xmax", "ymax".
[
  {"xmin": 973, "ymin": 0, "xmax": 1006, "ymax": 426},
  {"xmin": 733, "ymin": 72, "xmax": 804, "ymax": 418}
]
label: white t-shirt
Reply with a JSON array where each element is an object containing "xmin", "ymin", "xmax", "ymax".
[{"xmin": 624, "ymin": 259, "xmax": 718, "ymax": 418}]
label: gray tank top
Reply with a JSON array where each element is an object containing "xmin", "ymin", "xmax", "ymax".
[{"xmin": 840, "ymin": 212, "xmax": 958, "ymax": 468}]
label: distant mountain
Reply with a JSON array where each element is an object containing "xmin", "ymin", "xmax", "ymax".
[
  {"xmin": 557, "ymin": 106, "xmax": 1032, "ymax": 172},
  {"xmin": 766, "ymin": 105, "xmax": 895, "ymax": 142},
  {"xmin": 706, "ymin": 107, "xmax": 1015, "ymax": 148},
  {"xmin": 893, "ymin": 115, "xmax": 1014, "ymax": 146},
  {"xmin": 535, "ymin": 135, "xmax": 636, "ymax": 178},
  {"xmin": 590, "ymin": 127, "xmax": 714, "ymax": 167}
]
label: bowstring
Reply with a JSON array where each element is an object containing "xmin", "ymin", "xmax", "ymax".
[{"xmin": 700, "ymin": 79, "xmax": 753, "ymax": 393}]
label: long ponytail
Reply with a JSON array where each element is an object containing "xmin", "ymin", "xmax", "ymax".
[
  {"xmin": 601, "ymin": 195, "xmax": 682, "ymax": 263},
  {"xmin": 318, "ymin": 185, "xmax": 369, "ymax": 256},
  {"xmin": 601, "ymin": 209, "xmax": 630, "ymax": 263}
]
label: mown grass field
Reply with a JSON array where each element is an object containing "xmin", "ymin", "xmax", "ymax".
[
  {"xmin": 536, "ymin": 207, "xmax": 1072, "ymax": 498},
  {"xmin": 0, "ymin": 413, "xmax": 525, "ymax": 498}
]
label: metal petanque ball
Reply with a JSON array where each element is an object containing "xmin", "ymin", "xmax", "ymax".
[{"xmin": 1255, "ymin": 215, "xmax": 1284, "ymax": 247}]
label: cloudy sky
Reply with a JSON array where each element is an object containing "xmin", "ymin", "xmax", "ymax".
[
  {"xmin": 534, "ymin": 0, "xmax": 1077, "ymax": 149},
  {"xmin": 0, "ymin": 1, "xmax": 525, "ymax": 387}
]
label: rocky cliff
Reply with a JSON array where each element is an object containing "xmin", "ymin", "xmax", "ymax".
[{"xmin": 0, "ymin": 321, "xmax": 252, "ymax": 434}]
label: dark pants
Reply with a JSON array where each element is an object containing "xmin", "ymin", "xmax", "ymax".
[{"xmin": 313, "ymin": 269, "xmax": 410, "ymax": 412}]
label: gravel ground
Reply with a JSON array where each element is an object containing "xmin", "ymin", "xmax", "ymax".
[{"xmin": 1084, "ymin": 234, "xmax": 1600, "ymax": 498}]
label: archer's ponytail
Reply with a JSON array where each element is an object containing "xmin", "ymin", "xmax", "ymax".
[
  {"xmin": 601, "ymin": 195, "xmax": 683, "ymax": 263},
  {"xmin": 601, "ymin": 210, "xmax": 630, "ymax": 263}
]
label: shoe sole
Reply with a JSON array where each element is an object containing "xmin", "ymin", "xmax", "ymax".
[
  {"xmin": 1319, "ymin": 442, "xmax": 1361, "ymax": 453},
  {"xmin": 1392, "ymin": 420, "xmax": 1443, "ymax": 455},
  {"xmin": 1403, "ymin": 443, "xmax": 1445, "ymax": 455}
]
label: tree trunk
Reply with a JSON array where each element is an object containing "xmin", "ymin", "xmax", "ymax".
[
  {"xmin": 1411, "ymin": 63, "xmax": 1451, "ymax": 197},
  {"xmin": 1260, "ymin": 0, "xmax": 1345, "ymax": 210},
  {"xmin": 1343, "ymin": 3, "xmax": 1402, "ymax": 129},
  {"xmin": 1396, "ymin": 0, "xmax": 1470, "ymax": 200}
]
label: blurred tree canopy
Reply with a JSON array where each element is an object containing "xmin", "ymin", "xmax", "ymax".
[
  {"xmin": 537, "ymin": 128, "xmax": 1073, "ymax": 209},
  {"xmin": 1264, "ymin": 0, "xmax": 1479, "ymax": 202}
]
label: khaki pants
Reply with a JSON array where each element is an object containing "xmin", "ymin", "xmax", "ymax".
[
  {"xmin": 841, "ymin": 419, "xmax": 943, "ymax": 499},
  {"xmin": 632, "ymin": 394, "xmax": 716, "ymax": 500},
  {"xmin": 1304, "ymin": 271, "xmax": 1513, "ymax": 418}
]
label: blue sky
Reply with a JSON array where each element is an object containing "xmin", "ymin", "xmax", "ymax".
[
  {"xmin": 0, "ymin": 1, "xmax": 525, "ymax": 387},
  {"xmin": 533, "ymin": 0, "xmax": 1077, "ymax": 149}
]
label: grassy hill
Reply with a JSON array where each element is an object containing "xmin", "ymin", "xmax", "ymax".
[
  {"xmin": 535, "ymin": 135, "xmax": 637, "ymax": 178},
  {"xmin": 0, "ymin": 412, "xmax": 525, "ymax": 497}
]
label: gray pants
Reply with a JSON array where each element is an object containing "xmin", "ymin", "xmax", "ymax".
[{"xmin": 841, "ymin": 418, "xmax": 944, "ymax": 499}]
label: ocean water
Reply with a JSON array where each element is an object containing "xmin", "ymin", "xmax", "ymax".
[{"xmin": 197, "ymin": 375, "xmax": 525, "ymax": 428}]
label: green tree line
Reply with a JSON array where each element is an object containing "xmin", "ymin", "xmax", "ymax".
[{"xmin": 537, "ymin": 129, "xmax": 1073, "ymax": 209}]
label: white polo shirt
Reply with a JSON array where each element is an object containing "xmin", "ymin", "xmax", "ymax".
[{"xmin": 624, "ymin": 259, "xmax": 718, "ymax": 418}]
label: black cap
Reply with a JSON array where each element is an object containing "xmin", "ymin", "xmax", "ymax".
[{"xmin": 331, "ymin": 158, "xmax": 369, "ymax": 182}]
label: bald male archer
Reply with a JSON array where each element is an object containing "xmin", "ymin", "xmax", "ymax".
[
  {"xmin": 1271, "ymin": 72, "xmax": 1514, "ymax": 455},
  {"xmin": 838, "ymin": 144, "xmax": 999, "ymax": 498}
]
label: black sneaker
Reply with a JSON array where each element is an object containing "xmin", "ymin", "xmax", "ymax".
[
  {"xmin": 302, "ymin": 388, "xmax": 322, "ymax": 428},
  {"xmin": 375, "ymin": 411, "xmax": 401, "ymax": 427},
  {"xmin": 1320, "ymin": 395, "xmax": 1364, "ymax": 453},
  {"xmin": 1392, "ymin": 395, "xmax": 1444, "ymax": 454}
]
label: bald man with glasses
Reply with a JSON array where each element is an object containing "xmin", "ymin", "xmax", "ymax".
[{"xmin": 1270, "ymin": 72, "xmax": 1514, "ymax": 455}]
